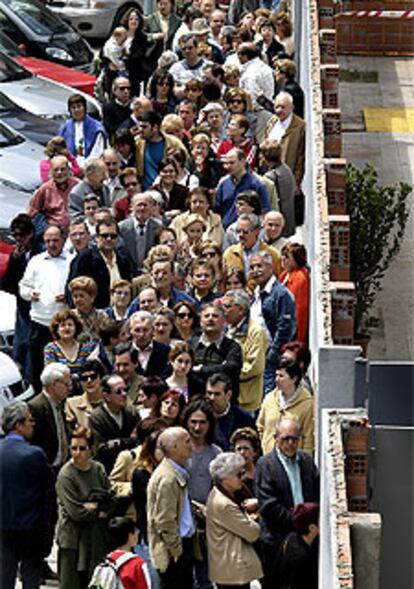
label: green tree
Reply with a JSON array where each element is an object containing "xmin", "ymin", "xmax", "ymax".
[{"xmin": 346, "ymin": 163, "xmax": 412, "ymax": 335}]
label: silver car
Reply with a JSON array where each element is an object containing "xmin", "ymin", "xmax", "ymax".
[
  {"xmin": 0, "ymin": 120, "xmax": 44, "ymax": 229},
  {"xmin": 0, "ymin": 49, "xmax": 101, "ymax": 122},
  {"xmin": 47, "ymin": 0, "xmax": 144, "ymax": 39}
]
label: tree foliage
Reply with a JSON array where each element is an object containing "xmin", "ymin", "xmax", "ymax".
[{"xmin": 345, "ymin": 163, "xmax": 412, "ymax": 335}]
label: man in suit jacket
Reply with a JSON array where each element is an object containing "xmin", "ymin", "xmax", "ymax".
[
  {"xmin": 68, "ymin": 157, "xmax": 111, "ymax": 217},
  {"xmin": 28, "ymin": 363, "xmax": 72, "ymax": 579},
  {"xmin": 0, "ymin": 401, "xmax": 53, "ymax": 589},
  {"xmin": 255, "ymin": 417, "xmax": 319, "ymax": 589},
  {"xmin": 67, "ymin": 218, "xmax": 133, "ymax": 308},
  {"xmin": 119, "ymin": 192, "xmax": 162, "ymax": 276},
  {"xmin": 130, "ymin": 311, "xmax": 170, "ymax": 379},
  {"xmin": 88, "ymin": 374, "xmax": 139, "ymax": 474},
  {"xmin": 264, "ymin": 91, "xmax": 305, "ymax": 188}
]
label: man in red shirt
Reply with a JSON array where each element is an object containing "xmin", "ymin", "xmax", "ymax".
[{"xmin": 27, "ymin": 155, "xmax": 79, "ymax": 236}]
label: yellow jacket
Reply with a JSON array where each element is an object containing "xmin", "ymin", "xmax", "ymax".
[
  {"xmin": 232, "ymin": 318, "xmax": 267, "ymax": 412},
  {"xmin": 134, "ymin": 132, "xmax": 188, "ymax": 179},
  {"xmin": 256, "ymin": 385, "xmax": 315, "ymax": 455},
  {"xmin": 109, "ymin": 446, "xmax": 142, "ymax": 520}
]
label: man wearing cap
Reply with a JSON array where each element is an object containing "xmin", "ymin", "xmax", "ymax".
[
  {"xmin": 169, "ymin": 34, "xmax": 212, "ymax": 95},
  {"xmin": 255, "ymin": 417, "xmax": 319, "ymax": 589}
]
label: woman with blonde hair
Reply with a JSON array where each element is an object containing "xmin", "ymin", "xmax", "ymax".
[{"xmin": 68, "ymin": 276, "xmax": 109, "ymax": 342}]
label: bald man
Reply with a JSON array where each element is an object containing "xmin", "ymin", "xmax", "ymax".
[{"xmin": 147, "ymin": 427, "xmax": 195, "ymax": 589}]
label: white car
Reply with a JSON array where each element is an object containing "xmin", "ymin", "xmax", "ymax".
[
  {"xmin": 48, "ymin": 0, "xmax": 144, "ymax": 39},
  {"xmin": 0, "ymin": 351, "xmax": 34, "ymax": 414}
]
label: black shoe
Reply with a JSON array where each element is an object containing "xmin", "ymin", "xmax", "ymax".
[{"xmin": 41, "ymin": 561, "xmax": 58, "ymax": 583}]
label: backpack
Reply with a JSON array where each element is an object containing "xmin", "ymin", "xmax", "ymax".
[{"xmin": 89, "ymin": 552, "xmax": 137, "ymax": 589}]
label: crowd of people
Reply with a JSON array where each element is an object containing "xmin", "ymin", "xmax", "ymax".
[{"xmin": 0, "ymin": 0, "xmax": 320, "ymax": 588}]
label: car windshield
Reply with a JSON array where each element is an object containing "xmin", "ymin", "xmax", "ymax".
[
  {"xmin": 3, "ymin": 0, "xmax": 73, "ymax": 36},
  {"xmin": 0, "ymin": 122, "xmax": 24, "ymax": 147},
  {"xmin": 0, "ymin": 32, "xmax": 21, "ymax": 58},
  {"xmin": 0, "ymin": 51, "xmax": 31, "ymax": 82}
]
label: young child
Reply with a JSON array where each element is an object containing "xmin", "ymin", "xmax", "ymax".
[
  {"xmin": 103, "ymin": 26, "xmax": 128, "ymax": 72},
  {"xmin": 98, "ymin": 26, "xmax": 128, "ymax": 97}
]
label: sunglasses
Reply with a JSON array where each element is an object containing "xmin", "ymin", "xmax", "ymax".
[
  {"xmin": 112, "ymin": 387, "xmax": 129, "ymax": 395},
  {"xmin": 80, "ymin": 373, "xmax": 98, "ymax": 382},
  {"xmin": 280, "ymin": 435, "xmax": 299, "ymax": 442},
  {"xmin": 204, "ymin": 251, "xmax": 218, "ymax": 258},
  {"xmin": 99, "ymin": 233, "xmax": 117, "ymax": 240},
  {"xmin": 70, "ymin": 445, "xmax": 88, "ymax": 451},
  {"xmin": 176, "ymin": 312, "xmax": 191, "ymax": 319},
  {"xmin": 157, "ymin": 81, "xmax": 170, "ymax": 86},
  {"xmin": 125, "ymin": 181, "xmax": 138, "ymax": 188},
  {"xmin": 229, "ymin": 99, "xmax": 243, "ymax": 104}
]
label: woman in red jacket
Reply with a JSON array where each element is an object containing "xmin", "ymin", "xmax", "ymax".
[{"xmin": 280, "ymin": 243, "xmax": 310, "ymax": 344}]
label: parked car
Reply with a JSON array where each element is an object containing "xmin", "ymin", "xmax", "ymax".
[
  {"xmin": 0, "ymin": 30, "xmax": 96, "ymax": 96},
  {"xmin": 0, "ymin": 0, "xmax": 94, "ymax": 70},
  {"xmin": 0, "ymin": 350, "xmax": 35, "ymax": 419},
  {"xmin": 0, "ymin": 120, "xmax": 43, "ymax": 232},
  {"xmin": 47, "ymin": 0, "xmax": 144, "ymax": 39},
  {"xmin": 0, "ymin": 291, "xmax": 16, "ymax": 352},
  {"xmin": 0, "ymin": 50, "xmax": 101, "ymax": 123},
  {"xmin": 0, "ymin": 89, "xmax": 63, "ymax": 145}
]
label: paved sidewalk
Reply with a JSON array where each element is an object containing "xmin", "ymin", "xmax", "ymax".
[{"xmin": 339, "ymin": 55, "xmax": 414, "ymax": 361}]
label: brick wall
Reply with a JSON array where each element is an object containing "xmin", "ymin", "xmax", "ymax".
[
  {"xmin": 316, "ymin": 21, "xmax": 356, "ymax": 343},
  {"xmin": 336, "ymin": 13, "xmax": 414, "ymax": 56},
  {"xmin": 342, "ymin": 417, "xmax": 370, "ymax": 511}
]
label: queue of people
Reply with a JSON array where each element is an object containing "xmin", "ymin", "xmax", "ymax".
[{"xmin": 0, "ymin": 1, "xmax": 319, "ymax": 588}]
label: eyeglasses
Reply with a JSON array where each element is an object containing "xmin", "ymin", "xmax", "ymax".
[
  {"xmin": 280, "ymin": 435, "xmax": 300, "ymax": 442},
  {"xmin": 157, "ymin": 81, "xmax": 170, "ymax": 86},
  {"xmin": 98, "ymin": 233, "xmax": 117, "ymax": 240},
  {"xmin": 80, "ymin": 372, "xmax": 98, "ymax": 382},
  {"xmin": 125, "ymin": 181, "xmax": 138, "ymax": 188},
  {"xmin": 111, "ymin": 387, "xmax": 129, "ymax": 395},
  {"xmin": 176, "ymin": 312, "xmax": 191, "ymax": 319},
  {"xmin": 229, "ymin": 99, "xmax": 243, "ymax": 104},
  {"xmin": 203, "ymin": 251, "xmax": 218, "ymax": 258},
  {"xmin": 70, "ymin": 445, "xmax": 88, "ymax": 451}
]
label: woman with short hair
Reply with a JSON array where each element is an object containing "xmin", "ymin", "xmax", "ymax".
[
  {"xmin": 206, "ymin": 452, "xmax": 263, "ymax": 589},
  {"xmin": 56, "ymin": 426, "xmax": 116, "ymax": 589}
]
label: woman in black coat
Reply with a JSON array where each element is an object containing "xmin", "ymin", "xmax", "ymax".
[{"xmin": 121, "ymin": 7, "xmax": 156, "ymax": 96}]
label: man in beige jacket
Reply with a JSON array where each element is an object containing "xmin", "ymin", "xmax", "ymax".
[{"xmin": 147, "ymin": 427, "xmax": 195, "ymax": 589}]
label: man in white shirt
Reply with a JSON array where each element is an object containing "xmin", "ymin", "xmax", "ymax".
[
  {"xmin": 19, "ymin": 225, "xmax": 70, "ymax": 391},
  {"xmin": 238, "ymin": 42, "xmax": 275, "ymax": 140},
  {"xmin": 169, "ymin": 34, "xmax": 211, "ymax": 95}
]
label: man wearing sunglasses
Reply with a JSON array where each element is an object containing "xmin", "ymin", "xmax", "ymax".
[
  {"xmin": 65, "ymin": 360, "xmax": 104, "ymax": 432},
  {"xmin": 88, "ymin": 374, "xmax": 139, "ymax": 474},
  {"xmin": 67, "ymin": 218, "xmax": 133, "ymax": 308},
  {"xmin": 255, "ymin": 417, "xmax": 319, "ymax": 589}
]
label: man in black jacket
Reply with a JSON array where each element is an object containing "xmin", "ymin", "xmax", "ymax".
[
  {"xmin": 255, "ymin": 417, "xmax": 319, "ymax": 589},
  {"xmin": 102, "ymin": 76, "xmax": 132, "ymax": 140},
  {"xmin": 67, "ymin": 218, "xmax": 133, "ymax": 308},
  {"xmin": 190, "ymin": 302, "xmax": 242, "ymax": 399}
]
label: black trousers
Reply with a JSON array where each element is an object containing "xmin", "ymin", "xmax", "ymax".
[
  {"xmin": 217, "ymin": 584, "xmax": 250, "ymax": 589},
  {"xmin": 29, "ymin": 320, "xmax": 52, "ymax": 393},
  {"xmin": 1, "ymin": 529, "xmax": 45, "ymax": 589},
  {"xmin": 159, "ymin": 538, "xmax": 194, "ymax": 589}
]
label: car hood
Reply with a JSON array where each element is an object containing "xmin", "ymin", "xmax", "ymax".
[
  {"xmin": 0, "ymin": 75, "xmax": 99, "ymax": 118},
  {"xmin": 0, "ymin": 140, "xmax": 43, "ymax": 192}
]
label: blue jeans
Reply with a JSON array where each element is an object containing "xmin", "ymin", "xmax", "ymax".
[{"xmin": 134, "ymin": 539, "xmax": 160, "ymax": 589}]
